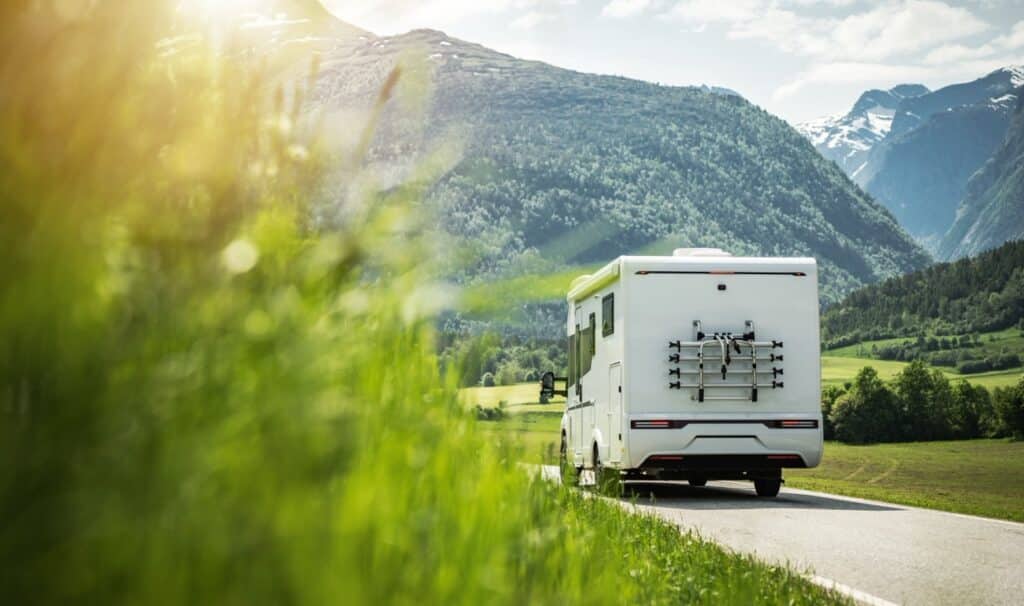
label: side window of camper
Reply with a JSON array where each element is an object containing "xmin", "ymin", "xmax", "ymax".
[
  {"xmin": 588, "ymin": 313, "xmax": 596, "ymax": 355},
  {"xmin": 602, "ymin": 294, "xmax": 614, "ymax": 337},
  {"xmin": 579, "ymin": 315, "xmax": 595, "ymax": 377},
  {"xmin": 568, "ymin": 332, "xmax": 577, "ymax": 386}
]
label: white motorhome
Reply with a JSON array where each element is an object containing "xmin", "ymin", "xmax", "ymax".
[{"xmin": 542, "ymin": 248, "xmax": 823, "ymax": 497}]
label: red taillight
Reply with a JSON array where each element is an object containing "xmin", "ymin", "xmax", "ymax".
[
  {"xmin": 765, "ymin": 420, "xmax": 818, "ymax": 429},
  {"xmin": 648, "ymin": 455, "xmax": 684, "ymax": 461},
  {"xmin": 766, "ymin": 454, "xmax": 801, "ymax": 460}
]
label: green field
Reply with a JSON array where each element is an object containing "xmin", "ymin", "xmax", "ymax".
[
  {"xmin": 823, "ymin": 327, "xmax": 1024, "ymax": 390},
  {"xmin": 821, "ymin": 356, "xmax": 1023, "ymax": 390},
  {"xmin": 827, "ymin": 327, "xmax": 1024, "ymax": 359},
  {"xmin": 481, "ymin": 411, "xmax": 563, "ymax": 463},
  {"xmin": 788, "ymin": 440, "xmax": 1024, "ymax": 522},
  {"xmin": 459, "ymin": 382, "xmax": 564, "ymax": 410}
]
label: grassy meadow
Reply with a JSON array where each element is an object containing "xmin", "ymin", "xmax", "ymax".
[
  {"xmin": 787, "ymin": 440, "xmax": 1024, "ymax": 522},
  {"xmin": 821, "ymin": 355, "xmax": 1023, "ymax": 390}
]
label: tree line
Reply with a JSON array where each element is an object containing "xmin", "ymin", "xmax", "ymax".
[
  {"xmin": 822, "ymin": 362, "xmax": 1024, "ymax": 443},
  {"xmin": 823, "ymin": 239, "xmax": 1024, "ymax": 347}
]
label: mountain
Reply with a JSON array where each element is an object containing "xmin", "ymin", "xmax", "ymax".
[
  {"xmin": 309, "ymin": 27, "xmax": 929, "ymax": 303},
  {"xmin": 822, "ymin": 239, "xmax": 1024, "ymax": 348},
  {"xmin": 797, "ymin": 84, "xmax": 929, "ymax": 179},
  {"xmin": 939, "ymin": 98, "xmax": 1024, "ymax": 259},
  {"xmin": 798, "ymin": 67, "xmax": 1024, "ymax": 254}
]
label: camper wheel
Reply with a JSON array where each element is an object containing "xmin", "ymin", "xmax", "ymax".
[
  {"xmin": 593, "ymin": 444, "xmax": 622, "ymax": 497},
  {"xmin": 559, "ymin": 433, "xmax": 578, "ymax": 486},
  {"xmin": 754, "ymin": 478, "xmax": 781, "ymax": 497}
]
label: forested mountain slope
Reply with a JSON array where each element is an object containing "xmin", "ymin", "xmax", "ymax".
[
  {"xmin": 310, "ymin": 27, "xmax": 929, "ymax": 302},
  {"xmin": 940, "ymin": 99, "xmax": 1024, "ymax": 260},
  {"xmin": 822, "ymin": 239, "xmax": 1024, "ymax": 346}
]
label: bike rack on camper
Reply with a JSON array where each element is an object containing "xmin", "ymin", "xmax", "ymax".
[{"xmin": 667, "ymin": 321, "xmax": 784, "ymax": 402}]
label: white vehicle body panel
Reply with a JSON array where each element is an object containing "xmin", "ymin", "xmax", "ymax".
[{"xmin": 561, "ymin": 253, "xmax": 823, "ymax": 477}]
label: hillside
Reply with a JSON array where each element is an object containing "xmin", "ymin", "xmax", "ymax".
[
  {"xmin": 864, "ymin": 89, "xmax": 1018, "ymax": 247},
  {"xmin": 798, "ymin": 67, "xmax": 1023, "ymax": 254},
  {"xmin": 309, "ymin": 28, "xmax": 930, "ymax": 303},
  {"xmin": 939, "ymin": 98, "xmax": 1024, "ymax": 260},
  {"xmin": 822, "ymin": 239, "xmax": 1024, "ymax": 347}
]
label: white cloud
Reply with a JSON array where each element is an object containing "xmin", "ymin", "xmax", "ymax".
[
  {"xmin": 326, "ymin": 0, "xmax": 560, "ymax": 34},
  {"xmin": 828, "ymin": 1, "xmax": 989, "ymax": 61},
  {"xmin": 665, "ymin": 0, "xmax": 762, "ymax": 23},
  {"xmin": 665, "ymin": 0, "xmax": 991, "ymax": 62},
  {"xmin": 601, "ymin": 0, "xmax": 651, "ymax": 19},
  {"xmin": 993, "ymin": 20, "xmax": 1024, "ymax": 49},
  {"xmin": 924, "ymin": 42, "xmax": 997, "ymax": 64},
  {"xmin": 511, "ymin": 10, "xmax": 555, "ymax": 29},
  {"xmin": 922, "ymin": 18, "xmax": 1023, "ymax": 64},
  {"xmin": 772, "ymin": 61, "xmax": 938, "ymax": 100}
]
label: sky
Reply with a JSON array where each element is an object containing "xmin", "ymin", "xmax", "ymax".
[{"xmin": 324, "ymin": 0, "xmax": 1024, "ymax": 123}]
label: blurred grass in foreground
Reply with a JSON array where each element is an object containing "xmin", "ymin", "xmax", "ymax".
[{"xmin": 0, "ymin": 2, "xmax": 845, "ymax": 604}]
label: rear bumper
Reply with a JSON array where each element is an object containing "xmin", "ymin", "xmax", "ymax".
[
  {"xmin": 640, "ymin": 453, "xmax": 808, "ymax": 469},
  {"xmin": 624, "ymin": 416, "xmax": 823, "ymax": 470}
]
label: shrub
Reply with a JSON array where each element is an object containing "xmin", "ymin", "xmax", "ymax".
[
  {"xmin": 820, "ymin": 385, "xmax": 844, "ymax": 441},
  {"xmin": 957, "ymin": 359, "xmax": 993, "ymax": 374},
  {"xmin": 481, "ymin": 372, "xmax": 496, "ymax": 387},
  {"xmin": 474, "ymin": 405, "xmax": 506, "ymax": 421},
  {"xmin": 994, "ymin": 378, "xmax": 1024, "ymax": 439}
]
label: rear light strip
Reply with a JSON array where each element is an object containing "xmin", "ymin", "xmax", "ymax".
[
  {"xmin": 764, "ymin": 420, "xmax": 819, "ymax": 429},
  {"xmin": 631, "ymin": 420, "xmax": 688, "ymax": 429}
]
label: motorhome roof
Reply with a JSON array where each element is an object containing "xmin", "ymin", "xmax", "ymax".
[{"xmin": 567, "ymin": 255, "xmax": 817, "ymax": 302}]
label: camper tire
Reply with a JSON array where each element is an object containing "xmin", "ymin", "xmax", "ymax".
[
  {"xmin": 559, "ymin": 433, "xmax": 578, "ymax": 486},
  {"xmin": 593, "ymin": 444, "xmax": 623, "ymax": 497},
  {"xmin": 754, "ymin": 478, "xmax": 781, "ymax": 497}
]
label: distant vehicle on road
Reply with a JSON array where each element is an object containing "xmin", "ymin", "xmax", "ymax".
[{"xmin": 541, "ymin": 248, "xmax": 823, "ymax": 496}]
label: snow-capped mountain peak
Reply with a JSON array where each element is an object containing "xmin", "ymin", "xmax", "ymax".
[{"xmin": 795, "ymin": 84, "xmax": 928, "ymax": 180}]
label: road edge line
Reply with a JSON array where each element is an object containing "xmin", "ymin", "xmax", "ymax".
[{"xmin": 809, "ymin": 575, "xmax": 900, "ymax": 606}]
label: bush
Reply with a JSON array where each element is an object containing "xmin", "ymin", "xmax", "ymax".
[
  {"xmin": 820, "ymin": 385, "xmax": 844, "ymax": 441},
  {"xmin": 474, "ymin": 405, "xmax": 506, "ymax": 421},
  {"xmin": 957, "ymin": 359, "xmax": 993, "ymax": 374},
  {"xmin": 994, "ymin": 378, "xmax": 1024, "ymax": 439},
  {"xmin": 481, "ymin": 372, "xmax": 496, "ymax": 387}
]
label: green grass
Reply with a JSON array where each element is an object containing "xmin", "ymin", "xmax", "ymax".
[
  {"xmin": 459, "ymin": 382, "xmax": 564, "ymax": 408},
  {"xmin": 546, "ymin": 490, "xmax": 850, "ymax": 606},
  {"xmin": 821, "ymin": 355, "xmax": 1023, "ymax": 390},
  {"xmin": 787, "ymin": 440, "xmax": 1024, "ymax": 522},
  {"xmin": 481, "ymin": 411, "xmax": 563, "ymax": 463}
]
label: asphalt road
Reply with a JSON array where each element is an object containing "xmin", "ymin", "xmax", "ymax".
[{"xmin": 541, "ymin": 466, "xmax": 1024, "ymax": 606}]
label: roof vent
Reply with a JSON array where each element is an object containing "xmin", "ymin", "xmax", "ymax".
[{"xmin": 672, "ymin": 248, "xmax": 732, "ymax": 257}]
